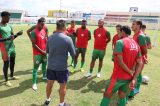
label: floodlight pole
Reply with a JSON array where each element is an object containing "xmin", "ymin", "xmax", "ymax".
[{"xmin": 59, "ymin": 0, "xmax": 62, "ymax": 18}]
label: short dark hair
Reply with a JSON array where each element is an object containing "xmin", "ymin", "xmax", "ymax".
[
  {"xmin": 71, "ymin": 20, "xmax": 75, "ymax": 23},
  {"xmin": 116, "ymin": 24, "xmax": 122, "ymax": 28},
  {"xmin": 134, "ymin": 20, "xmax": 143, "ymax": 28},
  {"xmin": 38, "ymin": 17, "xmax": 45, "ymax": 23},
  {"xmin": 1, "ymin": 11, "xmax": 10, "ymax": 17},
  {"xmin": 56, "ymin": 20, "xmax": 66, "ymax": 30},
  {"xmin": 142, "ymin": 24, "xmax": 146, "ymax": 29},
  {"xmin": 82, "ymin": 20, "xmax": 87, "ymax": 22},
  {"xmin": 121, "ymin": 26, "xmax": 131, "ymax": 35}
]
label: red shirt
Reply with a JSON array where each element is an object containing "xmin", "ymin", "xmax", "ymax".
[
  {"xmin": 133, "ymin": 30, "xmax": 146, "ymax": 61},
  {"xmin": 76, "ymin": 27, "xmax": 89, "ymax": 48},
  {"xmin": 94, "ymin": 27, "xmax": 107, "ymax": 50},
  {"xmin": 33, "ymin": 27, "xmax": 47, "ymax": 55},
  {"xmin": 112, "ymin": 34, "xmax": 121, "ymax": 50},
  {"xmin": 67, "ymin": 26, "xmax": 76, "ymax": 35},
  {"xmin": 112, "ymin": 37, "xmax": 141, "ymax": 80}
]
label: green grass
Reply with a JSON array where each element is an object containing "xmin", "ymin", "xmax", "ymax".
[{"xmin": 0, "ymin": 24, "xmax": 160, "ymax": 106}]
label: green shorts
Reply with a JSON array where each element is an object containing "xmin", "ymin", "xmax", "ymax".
[
  {"xmin": 76, "ymin": 48, "xmax": 86, "ymax": 54},
  {"xmin": 33, "ymin": 55, "xmax": 47, "ymax": 66},
  {"xmin": 92, "ymin": 49, "xmax": 105, "ymax": 61},
  {"xmin": 105, "ymin": 79, "xmax": 130, "ymax": 94}
]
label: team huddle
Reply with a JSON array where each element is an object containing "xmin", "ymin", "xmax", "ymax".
[{"xmin": 0, "ymin": 11, "xmax": 151, "ymax": 106}]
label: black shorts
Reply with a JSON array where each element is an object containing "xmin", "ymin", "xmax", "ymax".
[{"xmin": 47, "ymin": 69, "xmax": 69, "ymax": 83}]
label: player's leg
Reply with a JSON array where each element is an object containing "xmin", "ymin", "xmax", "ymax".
[
  {"xmin": 32, "ymin": 55, "xmax": 41, "ymax": 90},
  {"xmin": 118, "ymin": 91, "xmax": 127, "ymax": 106},
  {"xmin": 135, "ymin": 63, "xmax": 144, "ymax": 93},
  {"xmin": 42, "ymin": 55, "xmax": 47, "ymax": 79},
  {"xmin": 73, "ymin": 48, "xmax": 80, "ymax": 69},
  {"xmin": 80, "ymin": 48, "xmax": 86, "ymax": 72},
  {"xmin": 44, "ymin": 69, "xmax": 56, "ymax": 106},
  {"xmin": 128, "ymin": 64, "xmax": 144, "ymax": 98},
  {"xmin": 100, "ymin": 79, "xmax": 119, "ymax": 106},
  {"xmin": 3, "ymin": 60, "xmax": 11, "ymax": 86},
  {"xmin": 58, "ymin": 70, "xmax": 69, "ymax": 106},
  {"xmin": 85, "ymin": 49, "xmax": 97, "ymax": 77},
  {"xmin": 70, "ymin": 36, "xmax": 76, "ymax": 67},
  {"xmin": 118, "ymin": 81, "xmax": 130, "ymax": 106},
  {"xmin": 97, "ymin": 50, "xmax": 106, "ymax": 78},
  {"xmin": 1, "ymin": 49, "xmax": 11, "ymax": 86},
  {"xmin": 134, "ymin": 73, "xmax": 142, "ymax": 93},
  {"xmin": 10, "ymin": 50, "xmax": 19, "ymax": 79}
]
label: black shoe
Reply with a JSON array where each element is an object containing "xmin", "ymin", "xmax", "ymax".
[
  {"xmin": 43, "ymin": 100, "xmax": 50, "ymax": 106},
  {"xmin": 128, "ymin": 96, "xmax": 134, "ymax": 100}
]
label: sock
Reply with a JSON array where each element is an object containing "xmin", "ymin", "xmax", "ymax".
[
  {"xmin": 46, "ymin": 98, "xmax": 51, "ymax": 101},
  {"xmin": 136, "ymin": 73, "xmax": 142, "ymax": 92},
  {"xmin": 100, "ymin": 97, "xmax": 110, "ymax": 106},
  {"xmin": 32, "ymin": 69, "xmax": 37, "ymax": 84},
  {"xmin": 73, "ymin": 61, "xmax": 77, "ymax": 68},
  {"xmin": 98, "ymin": 67, "xmax": 101, "ymax": 73},
  {"xmin": 42, "ymin": 62, "xmax": 47, "ymax": 78},
  {"xmin": 59, "ymin": 102, "xmax": 64, "ymax": 106},
  {"xmin": 71, "ymin": 59, "xmax": 74, "ymax": 65},
  {"xmin": 128, "ymin": 90, "xmax": 135, "ymax": 97},
  {"xmin": 90, "ymin": 68, "xmax": 93, "ymax": 73},
  {"xmin": 81, "ymin": 61, "xmax": 84, "ymax": 68},
  {"xmin": 118, "ymin": 98, "xmax": 126, "ymax": 106}
]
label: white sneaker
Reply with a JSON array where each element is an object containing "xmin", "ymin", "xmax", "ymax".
[
  {"xmin": 97, "ymin": 73, "xmax": 101, "ymax": 78},
  {"xmin": 85, "ymin": 72, "xmax": 92, "ymax": 78},
  {"xmin": 32, "ymin": 84, "xmax": 37, "ymax": 91},
  {"xmin": 38, "ymin": 67, "xmax": 41, "ymax": 71},
  {"xmin": 80, "ymin": 68, "xmax": 85, "ymax": 72},
  {"xmin": 5, "ymin": 81, "xmax": 12, "ymax": 87},
  {"xmin": 10, "ymin": 76, "xmax": 20, "ymax": 80}
]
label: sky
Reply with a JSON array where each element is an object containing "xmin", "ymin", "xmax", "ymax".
[{"xmin": 0, "ymin": 0, "xmax": 160, "ymax": 16}]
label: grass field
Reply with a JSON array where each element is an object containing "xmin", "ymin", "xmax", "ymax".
[{"xmin": 0, "ymin": 24, "xmax": 160, "ymax": 106}]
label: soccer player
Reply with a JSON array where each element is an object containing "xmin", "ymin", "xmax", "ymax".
[
  {"xmin": 141, "ymin": 24, "xmax": 152, "ymax": 49},
  {"xmin": 43, "ymin": 20, "xmax": 75, "ymax": 106},
  {"xmin": 112, "ymin": 24, "xmax": 122, "ymax": 50},
  {"xmin": 30, "ymin": 18, "xmax": 48, "ymax": 90},
  {"xmin": 85, "ymin": 19, "xmax": 111, "ymax": 78},
  {"xmin": 100, "ymin": 26, "xmax": 142, "ymax": 106},
  {"xmin": 0, "ymin": 11, "xmax": 19, "ymax": 86},
  {"xmin": 67, "ymin": 20, "xmax": 76, "ymax": 66},
  {"xmin": 128, "ymin": 20, "xmax": 148, "ymax": 98},
  {"xmin": 73, "ymin": 20, "xmax": 91, "ymax": 72},
  {"xmin": 27, "ymin": 17, "xmax": 48, "ymax": 71}
]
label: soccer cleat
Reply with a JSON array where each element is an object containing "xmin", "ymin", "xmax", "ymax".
[
  {"xmin": 32, "ymin": 84, "xmax": 37, "ymax": 91},
  {"xmin": 97, "ymin": 72, "xmax": 101, "ymax": 78},
  {"xmin": 80, "ymin": 68, "xmax": 85, "ymax": 72},
  {"xmin": 5, "ymin": 81, "xmax": 12, "ymax": 87},
  {"xmin": 85, "ymin": 72, "xmax": 92, "ymax": 78},
  {"xmin": 128, "ymin": 96, "xmax": 134, "ymax": 100},
  {"xmin": 10, "ymin": 76, "xmax": 19, "ymax": 80},
  {"xmin": 43, "ymin": 100, "xmax": 50, "ymax": 106}
]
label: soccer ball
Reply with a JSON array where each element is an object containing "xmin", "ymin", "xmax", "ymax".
[{"xmin": 142, "ymin": 75, "xmax": 149, "ymax": 84}]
